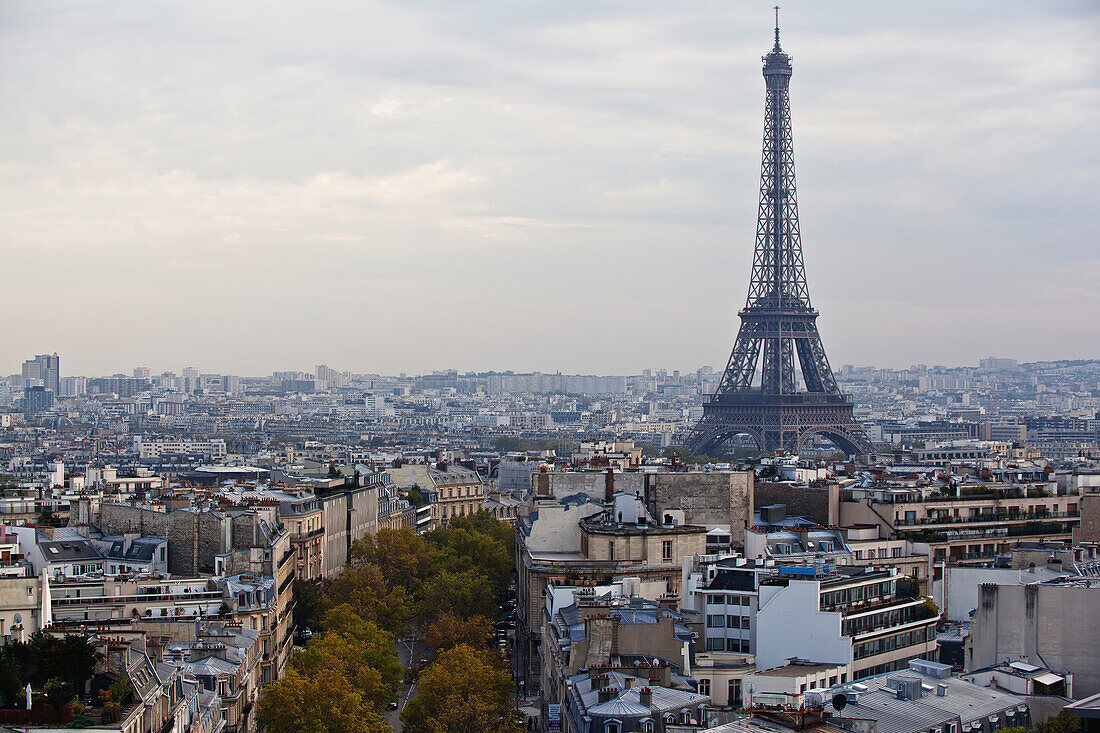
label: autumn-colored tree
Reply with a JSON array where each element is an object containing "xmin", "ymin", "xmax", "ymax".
[
  {"xmin": 350, "ymin": 528, "xmax": 432, "ymax": 589},
  {"xmin": 291, "ymin": 631, "xmax": 385, "ymax": 709},
  {"xmin": 417, "ymin": 568, "xmax": 495, "ymax": 625},
  {"xmin": 327, "ymin": 563, "xmax": 414, "ymax": 634},
  {"xmin": 401, "ymin": 645, "xmax": 520, "ymax": 733},
  {"xmin": 423, "ymin": 613, "xmax": 493, "ymax": 655},
  {"xmin": 320, "ymin": 604, "xmax": 403, "ymax": 697},
  {"xmin": 256, "ymin": 669, "xmax": 390, "ymax": 733}
]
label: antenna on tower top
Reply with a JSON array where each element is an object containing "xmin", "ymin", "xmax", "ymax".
[{"xmin": 773, "ymin": 5, "xmax": 781, "ymax": 50}]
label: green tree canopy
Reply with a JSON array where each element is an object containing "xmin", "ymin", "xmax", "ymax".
[
  {"xmin": 417, "ymin": 569, "xmax": 495, "ymax": 625},
  {"xmin": 494, "ymin": 436, "xmax": 529, "ymax": 453},
  {"xmin": 292, "ymin": 578, "xmax": 330, "ymax": 631},
  {"xmin": 1035, "ymin": 711, "xmax": 1082, "ymax": 733},
  {"xmin": 426, "ymin": 526, "xmax": 513, "ymax": 596}
]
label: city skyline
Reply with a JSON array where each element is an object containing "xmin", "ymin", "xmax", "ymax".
[
  {"xmin": 2, "ymin": 1, "xmax": 1097, "ymax": 376},
  {"xmin": 5, "ymin": 352, "xmax": 1085, "ymax": 381}
]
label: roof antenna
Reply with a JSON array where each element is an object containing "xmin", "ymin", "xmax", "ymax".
[{"xmin": 773, "ymin": 5, "xmax": 782, "ymax": 51}]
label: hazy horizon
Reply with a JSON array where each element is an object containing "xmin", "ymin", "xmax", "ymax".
[
  {"xmin": 8, "ymin": 353, "xmax": 1093, "ymax": 381},
  {"xmin": 3, "ymin": 1, "xmax": 1097, "ymax": 376}
]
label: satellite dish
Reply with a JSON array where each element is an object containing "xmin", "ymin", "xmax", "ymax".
[{"xmin": 833, "ymin": 693, "xmax": 848, "ymax": 712}]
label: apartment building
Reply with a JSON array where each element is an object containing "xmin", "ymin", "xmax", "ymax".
[
  {"xmin": 516, "ymin": 492, "xmax": 707, "ymax": 692},
  {"xmin": 386, "ymin": 461, "xmax": 484, "ymax": 528},
  {"xmin": 541, "ymin": 578, "xmax": 691, "ymax": 712},
  {"xmin": 840, "ymin": 481, "xmax": 1080, "ymax": 572},
  {"xmin": 133, "ymin": 435, "xmax": 228, "ymax": 460},
  {"xmin": 683, "ymin": 556, "xmax": 937, "ymax": 684}
]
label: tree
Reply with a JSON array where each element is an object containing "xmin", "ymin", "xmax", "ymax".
[
  {"xmin": 44, "ymin": 678, "xmax": 75, "ymax": 713},
  {"xmin": 257, "ymin": 669, "xmax": 390, "ymax": 733},
  {"xmin": 406, "ymin": 486, "xmax": 424, "ymax": 506},
  {"xmin": 327, "ymin": 563, "xmax": 414, "ymax": 634},
  {"xmin": 1035, "ymin": 711, "xmax": 1082, "ymax": 733},
  {"xmin": 662, "ymin": 445, "xmax": 710, "ymax": 465},
  {"xmin": 758, "ymin": 463, "xmax": 780, "ymax": 480},
  {"xmin": 290, "ymin": 632, "xmax": 385, "ymax": 709},
  {"xmin": 494, "ymin": 436, "xmax": 529, "ymax": 453},
  {"xmin": 328, "ymin": 463, "xmax": 343, "ymax": 479},
  {"xmin": 319, "ymin": 604, "xmax": 402, "ymax": 698},
  {"xmin": 427, "ymin": 526, "xmax": 513, "ymax": 596},
  {"xmin": 417, "ymin": 569, "xmax": 495, "ymax": 625},
  {"xmin": 540, "ymin": 439, "xmax": 573, "ymax": 456},
  {"xmin": 401, "ymin": 645, "xmax": 520, "ymax": 733},
  {"xmin": 350, "ymin": 528, "xmax": 432, "ymax": 589},
  {"xmin": 423, "ymin": 613, "xmax": 493, "ymax": 655},
  {"xmin": 292, "ymin": 578, "xmax": 330, "ymax": 631},
  {"xmin": 0, "ymin": 655, "xmax": 21, "ymax": 706}
]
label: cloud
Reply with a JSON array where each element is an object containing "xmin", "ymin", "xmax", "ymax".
[{"xmin": 0, "ymin": 0, "xmax": 1097, "ymax": 375}]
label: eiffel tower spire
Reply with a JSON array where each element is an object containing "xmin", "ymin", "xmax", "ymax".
[{"xmin": 687, "ymin": 22, "xmax": 873, "ymax": 457}]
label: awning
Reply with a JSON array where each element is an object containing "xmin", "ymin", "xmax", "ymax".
[{"xmin": 1034, "ymin": 673, "xmax": 1064, "ymax": 686}]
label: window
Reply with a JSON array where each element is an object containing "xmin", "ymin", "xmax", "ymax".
[
  {"xmin": 608, "ymin": 542, "xmax": 615, "ymax": 561},
  {"xmin": 727, "ymin": 615, "xmax": 739, "ymax": 627},
  {"xmin": 706, "ymin": 638, "xmax": 724, "ymax": 651},
  {"xmin": 706, "ymin": 594, "xmax": 723, "ymax": 605},
  {"xmin": 698, "ymin": 679, "xmax": 711, "ymax": 696},
  {"xmin": 706, "ymin": 614, "xmax": 725, "ymax": 627},
  {"xmin": 663, "ymin": 540, "xmax": 673, "ymax": 561},
  {"xmin": 605, "ymin": 722, "xmax": 621, "ymax": 733},
  {"xmin": 741, "ymin": 616, "xmax": 750, "ymax": 629},
  {"xmin": 729, "ymin": 680, "xmax": 742, "ymax": 706}
]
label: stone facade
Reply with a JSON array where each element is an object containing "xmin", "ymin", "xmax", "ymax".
[
  {"xmin": 643, "ymin": 471, "xmax": 754, "ymax": 535},
  {"xmin": 753, "ymin": 482, "xmax": 839, "ymax": 526},
  {"xmin": 320, "ymin": 484, "xmax": 379, "ymax": 579},
  {"xmin": 1073, "ymin": 494, "xmax": 1100, "ymax": 543}
]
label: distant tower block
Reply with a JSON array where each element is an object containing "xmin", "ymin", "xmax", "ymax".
[{"xmin": 687, "ymin": 18, "xmax": 873, "ymax": 457}]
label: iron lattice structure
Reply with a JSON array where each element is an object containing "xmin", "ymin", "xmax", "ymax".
[{"xmin": 688, "ymin": 22, "xmax": 873, "ymax": 457}]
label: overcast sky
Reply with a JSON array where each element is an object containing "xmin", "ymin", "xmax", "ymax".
[{"xmin": 1, "ymin": 1, "xmax": 1097, "ymax": 377}]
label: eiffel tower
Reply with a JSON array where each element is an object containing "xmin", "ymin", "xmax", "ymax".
[{"xmin": 688, "ymin": 13, "xmax": 873, "ymax": 457}]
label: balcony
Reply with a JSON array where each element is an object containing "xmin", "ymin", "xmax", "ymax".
[{"xmin": 895, "ymin": 511, "xmax": 1077, "ymax": 529}]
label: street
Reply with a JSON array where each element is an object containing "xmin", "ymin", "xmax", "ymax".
[{"xmin": 384, "ymin": 636, "xmax": 426, "ymax": 733}]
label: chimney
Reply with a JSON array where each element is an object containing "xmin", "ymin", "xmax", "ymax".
[
  {"xmin": 937, "ymin": 684, "xmax": 948, "ymax": 697},
  {"xmin": 605, "ymin": 469, "xmax": 615, "ymax": 502},
  {"xmin": 639, "ymin": 687, "xmax": 653, "ymax": 708},
  {"xmin": 598, "ymin": 686, "xmax": 619, "ymax": 704}
]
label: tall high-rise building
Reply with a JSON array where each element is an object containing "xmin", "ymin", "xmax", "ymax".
[
  {"xmin": 22, "ymin": 353, "xmax": 60, "ymax": 395},
  {"xmin": 23, "ymin": 385, "xmax": 54, "ymax": 415}
]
